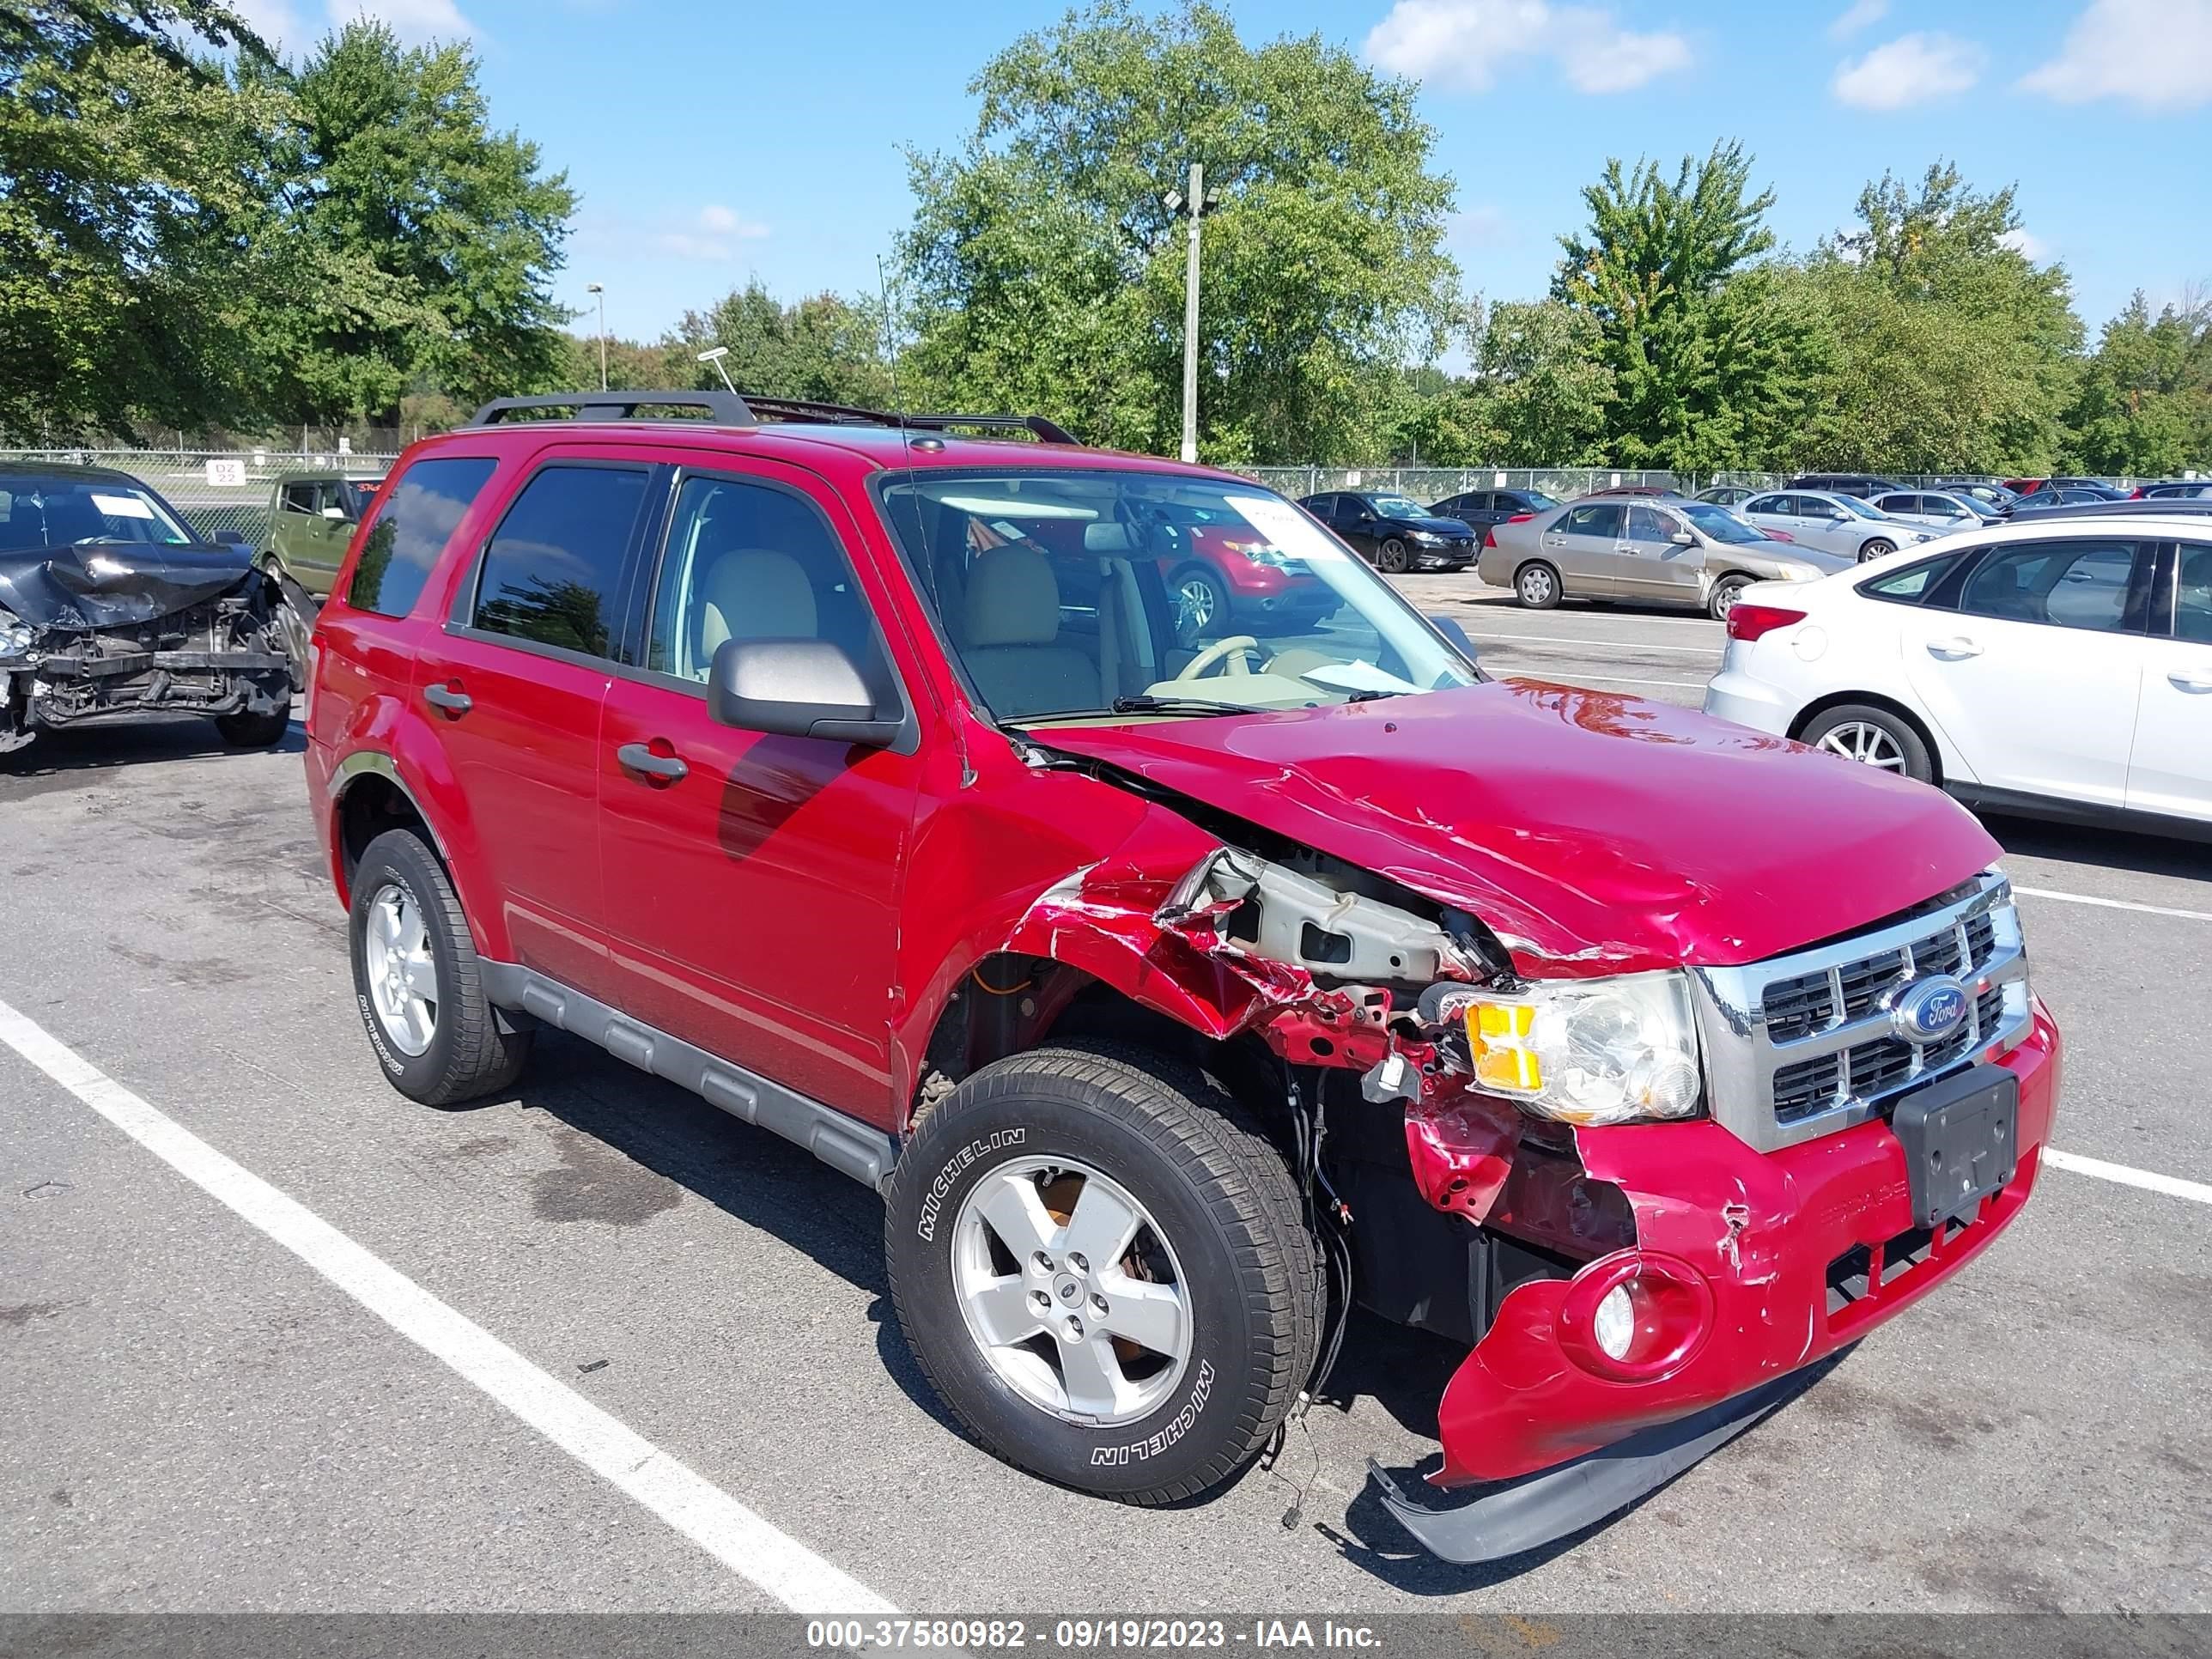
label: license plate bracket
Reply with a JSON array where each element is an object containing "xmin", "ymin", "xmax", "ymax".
[{"xmin": 1891, "ymin": 1064, "xmax": 2019, "ymax": 1228}]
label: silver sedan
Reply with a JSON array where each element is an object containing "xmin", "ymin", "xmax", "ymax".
[
  {"xmin": 1478, "ymin": 496, "xmax": 1844, "ymax": 618},
  {"xmin": 1865, "ymin": 489, "xmax": 2003, "ymax": 531},
  {"xmin": 1735, "ymin": 489, "xmax": 1936, "ymax": 562}
]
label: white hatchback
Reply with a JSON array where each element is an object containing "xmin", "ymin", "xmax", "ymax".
[{"xmin": 1702, "ymin": 515, "xmax": 2212, "ymax": 832}]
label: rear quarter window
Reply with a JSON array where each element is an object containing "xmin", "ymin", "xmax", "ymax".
[
  {"xmin": 347, "ymin": 457, "xmax": 499, "ymax": 619},
  {"xmin": 1856, "ymin": 553, "xmax": 1965, "ymax": 605}
]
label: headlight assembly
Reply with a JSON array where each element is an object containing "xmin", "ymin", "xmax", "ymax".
[
  {"xmin": 0, "ymin": 606, "xmax": 33, "ymax": 659},
  {"xmin": 1457, "ymin": 971, "xmax": 1704, "ymax": 1127}
]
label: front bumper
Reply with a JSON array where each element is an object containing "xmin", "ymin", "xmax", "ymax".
[{"xmin": 1379, "ymin": 1003, "xmax": 2059, "ymax": 1558}]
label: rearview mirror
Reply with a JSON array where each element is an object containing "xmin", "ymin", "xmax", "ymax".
[{"xmin": 709, "ymin": 637, "xmax": 901, "ymax": 747}]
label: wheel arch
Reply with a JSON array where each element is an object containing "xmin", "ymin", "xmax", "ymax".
[
  {"xmin": 326, "ymin": 747, "xmax": 509, "ymax": 958},
  {"xmin": 1787, "ymin": 690, "xmax": 1948, "ymax": 786}
]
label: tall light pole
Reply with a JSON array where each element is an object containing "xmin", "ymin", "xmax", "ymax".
[
  {"xmin": 1162, "ymin": 162, "xmax": 1213, "ymax": 465},
  {"xmin": 586, "ymin": 283, "xmax": 607, "ymax": 390}
]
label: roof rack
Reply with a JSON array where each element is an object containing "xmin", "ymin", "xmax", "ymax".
[{"xmin": 466, "ymin": 391, "xmax": 1081, "ymax": 446}]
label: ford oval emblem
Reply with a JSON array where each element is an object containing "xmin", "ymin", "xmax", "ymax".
[{"xmin": 1890, "ymin": 975, "xmax": 1969, "ymax": 1045}]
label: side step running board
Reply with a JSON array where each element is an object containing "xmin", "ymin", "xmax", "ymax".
[{"xmin": 478, "ymin": 963, "xmax": 900, "ymax": 1189}]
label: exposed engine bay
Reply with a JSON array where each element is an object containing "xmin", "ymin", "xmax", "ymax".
[{"xmin": 0, "ymin": 544, "xmax": 291, "ymax": 753}]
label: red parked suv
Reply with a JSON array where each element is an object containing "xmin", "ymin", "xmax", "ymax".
[{"xmin": 305, "ymin": 392, "xmax": 2060, "ymax": 1563}]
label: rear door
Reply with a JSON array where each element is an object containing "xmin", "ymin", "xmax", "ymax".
[
  {"xmin": 411, "ymin": 451, "xmax": 659, "ymax": 998},
  {"xmin": 596, "ymin": 456, "xmax": 925, "ymax": 1123},
  {"xmin": 2127, "ymin": 540, "xmax": 2212, "ymax": 823},
  {"xmin": 1899, "ymin": 537, "xmax": 2153, "ymax": 808},
  {"xmin": 1539, "ymin": 502, "xmax": 1626, "ymax": 595}
]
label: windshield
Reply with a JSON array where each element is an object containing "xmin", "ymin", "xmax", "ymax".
[
  {"xmin": 1680, "ymin": 502, "xmax": 1765, "ymax": 544},
  {"xmin": 0, "ymin": 477, "xmax": 195, "ymax": 551},
  {"xmin": 1522, "ymin": 491, "xmax": 1560, "ymax": 510},
  {"xmin": 1368, "ymin": 495, "xmax": 1426, "ymax": 518},
  {"xmin": 876, "ymin": 471, "xmax": 1480, "ymax": 724}
]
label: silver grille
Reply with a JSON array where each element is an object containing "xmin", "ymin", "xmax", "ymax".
[{"xmin": 1689, "ymin": 872, "xmax": 2032, "ymax": 1152}]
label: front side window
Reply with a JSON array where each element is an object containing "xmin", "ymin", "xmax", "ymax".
[
  {"xmin": 1627, "ymin": 505, "xmax": 1676, "ymax": 541},
  {"xmin": 348, "ymin": 457, "xmax": 498, "ymax": 617},
  {"xmin": 1680, "ymin": 502, "xmax": 1763, "ymax": 544},
  {"xmin": 468, "ymin": 465, "xmax": 651, "ymax": 658},
  {"xmin": 644, "ymin": 472, "xmax": 889, "ymax": 691},
  {"xmin": 1958, "ymin": 540, "xmax": 2145, "ymax": 633},
  {"xmin": 876, "ymin": 471, "xmax": 1478, "ymax": 723},
  {"xmin": 0, "ymin": 476, "xmax": 194, "ymax": 551}
]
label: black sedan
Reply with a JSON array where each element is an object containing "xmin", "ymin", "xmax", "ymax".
[
  {"xmin": 1297, "ymin": 489, "xmax": 1479, "ymax": 573},
  {"xmin": 1427, "ymin": 487, "xmax": 1562, "ymax": 540}
]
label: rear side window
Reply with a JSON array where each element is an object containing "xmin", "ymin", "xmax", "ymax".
[
  {"xmin": 1562, "ymin": 503, "xmax": 1623, "ymax": 537},
  {"xmin": 1858, "ymin": 554, "xmax": 1962, "ymax": 604},
  {"xmin": 469, "ymin": 465, "xmax": 653, "ymax": 660},
  {"xmin": 2173, "ymin": 544, "xmax": 2212, "ymax": 642},
  {"xmin": 1958, "ymin": 540, "xmax": 2146, "ymax": 633},
  {"xmin": 346, "ymin": 457, "xmax": 496, "ymax": 618}
]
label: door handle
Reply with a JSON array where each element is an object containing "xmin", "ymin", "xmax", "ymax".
[
  {"xmin": 1926, "ymin": 638, "xmax": 1984, "ymax": 661},
  {"xmin": 2169, "ymin": 671, "xmax": 2212, "ymax": 693},
  {"xmin": 422, "ymin": 682, "xmax": 471, "ymax": 715},
  {"xmin": 616, "ymin": 742, "xmax": 689, "ymax": 783}
]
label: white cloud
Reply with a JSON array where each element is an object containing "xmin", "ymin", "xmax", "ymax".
[
  {"xmin": 1832, "ymin": 32, "xmax": 1982, "ymax": 110},
  {"xmin": 2000, "ymin": 228, "xmax": 2051, "ymax": 261},
  {"xmin": 1364, "ymin": 0, "xmax": 1692, "ymax": 94},
  {"xmin": 228, "ymin": 0, "xmax": 305, "ymax": 48},
  {"xmin": 1449, "ymin": 204, "xmax": 1515, "ymax": 246},
  {"xmin": 330, "ymin": 0, "xmax": 475, "ymax": 42},
  {"xmin": 2020, "ymin": 0, "xmax": 2212, "ymax": 111},
  {"xmin": 653, "ymin": 207, "xmax": 770, "ymax": 262},
  {"xmin": 1827, "ymin": 0, "xmax": 1888, "ymax": 40}
]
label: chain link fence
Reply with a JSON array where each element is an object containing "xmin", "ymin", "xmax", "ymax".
[
  {"xmin": 1242, "ymin": 466, "xmax": 2152, "ymax": 501},
  {"xmin": 1, "ymin": 447, "xmax": 399, "ymax": 547}
]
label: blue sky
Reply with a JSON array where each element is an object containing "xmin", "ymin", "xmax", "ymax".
[{"xmin": 239, "ymin": 0, "xmax": 2212, "ymax": 349}]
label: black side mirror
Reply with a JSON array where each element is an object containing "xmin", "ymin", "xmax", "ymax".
[
  {"xmin": 211, "ymin": 528, "xmax": 246, "ymax": 547},
  {"xmin": 1427, "ymin": 613, "xmax": 1479, "ymax": 660},
  {"xmin": 708, "ymin": 637, "xmax": 900, "ymax": 747}
]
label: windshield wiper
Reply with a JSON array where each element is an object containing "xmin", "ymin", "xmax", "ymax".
[
  {"xmin": 1107, "ymin": 694, "xmax": 1257, "ymax": 716},
  {"xmin": 1343, "ymin": 688, "xmax": 1402, "ymax": 702}
]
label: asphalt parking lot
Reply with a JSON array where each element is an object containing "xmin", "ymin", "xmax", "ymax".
[{"xmin": 4, "ymin": 576, "xmax": 2209, "ymax": 1618}]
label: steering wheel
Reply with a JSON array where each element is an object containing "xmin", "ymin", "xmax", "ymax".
[{"xmin": 1176, "ymin": 634, "xmax": 1261, "ymax": 681}]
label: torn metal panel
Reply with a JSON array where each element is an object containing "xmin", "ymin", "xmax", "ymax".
[{"xmin": 0, "ymin": 540, "xmax": 260, "ymax": 631}]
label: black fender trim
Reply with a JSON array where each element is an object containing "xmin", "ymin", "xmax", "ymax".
[{"xmin": 476, "ymin": 962, "xmax": 900, "ymax": 1190}]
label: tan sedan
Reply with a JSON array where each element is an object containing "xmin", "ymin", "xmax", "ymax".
[{"xmin": 1478, "ymin": 495, "xmax": 1846, "ymax": 619}]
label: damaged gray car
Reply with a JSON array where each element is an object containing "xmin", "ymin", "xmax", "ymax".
[{"xmin": 0, "ymin": 463, "xmax": 294, "ymax": 757}]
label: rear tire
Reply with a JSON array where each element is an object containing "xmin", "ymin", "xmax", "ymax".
[
  {"xmin": 349, "ymin": 828, "xmax": 532, "ymax": 1105},
  {"xmin": 884, "ymin": 1042, "xmax": 1322, "ymax": 1505},
  {"xmin": 1515, "ymin": 561, "xmax": 1563, "ymax": 609},
  {"xmin": 1800, "ymin": 702, "xmax": 1935, "ymax": 783},
  {"xmin": 215, "ymin": 707, "xmax": 291, "ymax": 747}
]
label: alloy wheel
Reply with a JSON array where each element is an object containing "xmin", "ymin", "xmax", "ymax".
[
  {"xmin": 951, "ymin": 1157, "xmax": 1191, "ymax": 1425},
  {"xmin": 1814, "ymin": 720, "xmax": 1909, "ymax": 773},
  {"xmin": 362, "ymin": 881, "xmax": 439, "ymax": 1056},
  {"xmin": 1175, "ymin": 574, "xmax": 1218, "ymax": 633},
  {"xmin": 1377, "ymin": 538, "xmax": 1410, "ymax": 574}
]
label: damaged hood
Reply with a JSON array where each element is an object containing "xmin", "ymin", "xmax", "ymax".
[
  {"xmin": 1037, "ymin": 680, "xmax": 2000, "ymax": 977},
  {"xmin": 0, "ymin": 540, "xmax": 256, "ymax": 632}
]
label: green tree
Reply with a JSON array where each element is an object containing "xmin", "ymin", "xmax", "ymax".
[
  {"xmin": 273, "ymin": 21, "xmax": 576, "ymax": 426},
  {"xmin": 1553, "ymin": 143, "xmax": 1825, "ymax": 471},
  {"xmin": 1804, "ymin": 162, "xmax": 2081, "ymax": 472},
  {"xmin": 897, "ymin": 0, "xmax": 1461, "ymax": 464},
  {"xmin": 0, "ymin": 1, "xmax": 289, "ymax": 436},
  {"xmin": 673, "ymin": 282, "xmax": 896, "ymax": 407},
  {"xmin": 2061, "ymin": 291, "xmax": 2211, "ymax": 477}
]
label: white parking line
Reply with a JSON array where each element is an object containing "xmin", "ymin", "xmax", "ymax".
[
  {"xmin": 0, "ymin": 995, "xmax": 897, "ymax": 1617},
  {"xmin": 2045, "ymin": 1149, "xmax": 2212, "ymax": 1206},
  {"xmin": 1452, "ymin": 606, "xmax": 1723, "ymax": 631},
  {"xmin": 1470, "ymin": 634, "xmax": 1723, "ymax": 655},
  {"xmin": 2014, "ymin": 885, "xmax": 2212, "ymax": 924}
]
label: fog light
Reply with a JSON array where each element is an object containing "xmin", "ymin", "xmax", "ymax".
[{"xmin": 1593, "ymin": 1284, "xmax": 1636, "ymax": 1360}]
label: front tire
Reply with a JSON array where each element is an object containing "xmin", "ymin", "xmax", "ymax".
[
  {"xmin": 1707, "ymin": 574, "xmax": 1753, "ymax": 622},
  {"xmin": 1515, "ymin": 561, "xmax": 1563, "ymax": 609},
  {"xmin": 1801, "ymin": 703, "xmax": 1935, "ymax": 783},
  {"xmin": 215, "ymin": 707, "xmax": 291, "ymax": 747},
  {"xmin": 1859, "ymin": 538, "xmax": 1895, "ymax": 563},
  {"xmin": 1170, "ymin": 564, "xmax": 1231, "ymax": 636},
  {"xmin": 884, "ymin": 1044, "xmax": 1321, "ymax": 1505},
  {"xmin": 1376, "ymin": 538, "xmax": 1411, "ymax": 574},
  {"xmin": 349, "ymin": 829, "xmax": 531, "ymax": 1105}
]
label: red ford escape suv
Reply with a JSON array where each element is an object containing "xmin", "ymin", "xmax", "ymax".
[{"xmin": 305, "ymin": 392, "xmax": 2061, "ymax": 1564}]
